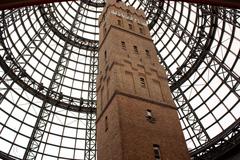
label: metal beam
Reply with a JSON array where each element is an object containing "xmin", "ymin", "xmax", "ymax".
[
  {"xmin": 0, "ymin": 55, "xmax": 96, "ymax": 113},
  {"xmin": 0, "ymin": 0, "xmax": 105, "ymax": 10},
  {"xmin": 191, "ymin": 118, "xmax": 240, "ymax": 159},
  {"xmin": 0, "ymin": 151, "xmax": 16, "ymax": 160},
  {"xmin": 0, "ymin": 0, "xmax": 73, "ymax": 10},
  {"xmin": 171, "ymin": 0, "xmax": 240, "ymax": 9},
  {"xmin": 1, "ymin": 0, "xmax": 240, "ymax": 10},
  {"xmin": 38, "ymin": 5, "xmax": 98, "ymax": 51}
]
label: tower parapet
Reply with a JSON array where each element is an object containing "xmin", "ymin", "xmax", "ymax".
[{"xmin": 98, "ymin": 1, "xmax": 150, "ymax": 45}]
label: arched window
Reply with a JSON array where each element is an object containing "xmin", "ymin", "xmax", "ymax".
[
  {"xmin": 140, "ymin": 77, "xmax": 145, "ymax": 87},
  {"xmin": 117, "ymin": 19, "xmax": 122, "ymax": 26},
  {"xmin": 145, "ymin": 49, "xmax": 150, "ymax": 57},
  {"xmin": 121, "ymin": 41, "xmax": 126, "ymax": 50},
  {"xmin": 133, "ymin": 45, "xmax": 138, "ymax": 54},
  {"xmin": 128, "ymin": 23, "xmax": 133, "ymax": 30}
]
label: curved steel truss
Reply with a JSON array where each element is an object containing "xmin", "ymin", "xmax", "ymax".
[{"xmin": 0, "ymin": 1, "xmax": 240, "ymax": 160}]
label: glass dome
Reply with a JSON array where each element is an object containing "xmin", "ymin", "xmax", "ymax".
[{"xmin": 0, "ymin": 0, "xmax": 240, "ymax": 159}]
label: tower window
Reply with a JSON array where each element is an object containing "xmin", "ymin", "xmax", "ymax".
[
  {"xmin": 104, "ymin": 51, "xmax": 107, "ymax": 62},
  {"xmin": 145, "ymin": 109, "xmax": 156, "ymax": 123},
  {"xmin": 140, "ymin": 77, "xmax": 145, "ymax": 87},
  {"xmin": 121, "ymin": 41, "xmax": 126, "ymax": 50},
  {"xmin": 133, "ymin": 46, "xmax": 138, "ymax": 54},
  {"xmin": 128, "ymin": 23, "xmax": 133, "ymax": 30},
  {"xmin": 105, "ymin": 116, "xmax": 108, "ymax": 131},
  {"xmin": 139, "ymin": 26, "xmax": 144, "ymax": 34},
  {"xmin": 153, "ymin": 144, "xmax": 161, "ymax": 160},
  {"xmin": 146, "ymin": 109, "xmax": 152, "ymax": 118},
  {"xmin": 117, "ymin": 19, "xmax": 122, "ymax": 26},
  {"xmin": 145, "ymin": 49, "xmax": 150, "ymax": 57}
]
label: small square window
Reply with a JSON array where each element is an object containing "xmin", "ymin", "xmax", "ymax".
[
  {"xmin": 146, "ymin": 109, "xmax": 156, "ymax": 123},
  {"xmin": 146, "ymin": 109, "xmax": 152, "ymax": 118}
]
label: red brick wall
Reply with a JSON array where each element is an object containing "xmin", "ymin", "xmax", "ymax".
[
  {"xmin": 97, "ymin": 94, "xmax": 191, "ymax": 160},
  {"xmin": 97, "ymin": 2, "xmax": 190, "ymax": 160}
]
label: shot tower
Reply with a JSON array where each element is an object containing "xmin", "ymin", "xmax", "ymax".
[{"xmin": 96, "ymin": 0, "xmax": 190, "ymax": 159}]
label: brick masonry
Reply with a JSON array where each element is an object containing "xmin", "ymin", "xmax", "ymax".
[{"xmin": 96, "ymin": 1, "xmax": 190, "ymax": 159}]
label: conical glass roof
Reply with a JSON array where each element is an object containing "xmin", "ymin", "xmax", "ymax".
[{"xmin": 0, "ymin": 0, "xmax": 240, "ymax": 159}]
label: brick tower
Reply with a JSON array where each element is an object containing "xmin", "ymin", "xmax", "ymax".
[{"xmin": 96, "ymin": 0, "xmax": 190, "ymax": 159}]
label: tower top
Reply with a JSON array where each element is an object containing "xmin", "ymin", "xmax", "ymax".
[
  {"xmin": 106, "ymin": 0, "xmax": 122, "ymax": 4},
  {"xmin": 99, "ymin": 1, "xmax": 146, "ymax": 26}
]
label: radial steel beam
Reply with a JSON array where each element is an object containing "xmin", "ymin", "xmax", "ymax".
[
  {"xmin": 191, "ymin": 118, "xmax": 240, "ymax": 159},
  {"xmin": 38, "ymin": 5, "xmax": 98, "ymax": 51},
  {"xmin": 23, "ymin": 2, "xmax": 92, "ymax": 158},
  {"xmin": 169, "ymin": 5, "xmax": 218, "ymax": 91},
  {"xmin": 0, "ymin": 55, "xmax": 96, "ymax": 113},
  {"xmin": 0, "ymin": 151, "xmax": 16, "ymax": 160},
  {"xmin": 84, "ymin": 50, "xmax": 97, "ymax": 160},
  {"xmin": 0, "ymin": 11, "xmax": 96, "ymax": 114},
  {"xmin": 173, "ymin": 0, "xmax": 240, "ymax": 9},
  {"xmin": 0, "ymin": 0, "xmax": 72, "ymax": 10}
]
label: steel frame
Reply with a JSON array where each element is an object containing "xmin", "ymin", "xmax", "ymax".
[
  {"xmin": 0, "ymin": 1, "xmax": 240, "ymax": 160},
  {"xmin": 1, "ymin": 0, "xmax": 240, "ymax": 10}
]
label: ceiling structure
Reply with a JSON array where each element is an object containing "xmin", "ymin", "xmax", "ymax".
[
  {"xmin": 1, "ymin": 0, "xmax": 240, "ymax": 10},
  {"xmin": 0, "ymin": 0, "xmax": 240, "ymax": 160}
]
